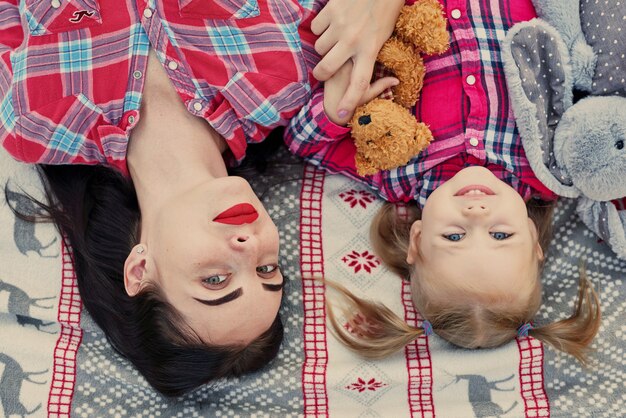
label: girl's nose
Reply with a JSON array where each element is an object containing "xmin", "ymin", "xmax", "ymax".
[{"xmin": 462, "ymin": 204, "xmax": 489, "ymax": 216}]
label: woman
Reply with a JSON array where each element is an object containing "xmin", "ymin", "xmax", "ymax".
[{"xmin": 0, "ymin": 0, "xmax": 404, "ymax": 396}]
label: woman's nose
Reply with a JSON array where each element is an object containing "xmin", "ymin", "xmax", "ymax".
[{"xmin": 230, "ymin": 234, "xmax": 257, "ymax": 251}]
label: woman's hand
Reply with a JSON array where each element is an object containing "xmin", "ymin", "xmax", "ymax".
[
  {"xmin": 324, "ymin": 61, "xmax": 398, "ymax": 126},
  {"xmin": 312, "ymin": 0, "xmax": 404, "ymax": 119}
]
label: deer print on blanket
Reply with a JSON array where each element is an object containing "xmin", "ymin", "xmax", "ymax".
[
  {"xmin": 0, "ymin": 280, "xmax": 56, "ymax": 333},
  {"xmin": 442, "ymin": 372, "xmax": 518, "ymax": 417},
  {"xmin": 5, "ymin": 190, "xmax": 58, "ymax": 258},
  {"xmin": 0, "ymin": 353, "xmax": 47, "ymax": 417}
]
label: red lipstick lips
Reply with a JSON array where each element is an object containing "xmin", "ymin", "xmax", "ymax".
[{"xmin": 213, "ymin": 203, "xmax": 259, "ymax": 225}]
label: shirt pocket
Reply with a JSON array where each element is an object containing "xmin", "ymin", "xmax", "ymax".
[
  {"xmin": 178, "ymin": 0, "xmax": 260, "ymax": 20},
  {"xmin": 219, "ymin": 72, "xmax": 309, "ymax": 127},
  {"xmin": 22, "ymin": 0, "xmax": 102, "ymax": 35}
]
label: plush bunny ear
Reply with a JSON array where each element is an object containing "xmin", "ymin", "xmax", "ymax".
[
  {"xmin": 577, "ymin": 198, "xmax": 626, "ymax": 261},
  {"xmin": 502, "ymin": 19, "xmax": 579, "ymax": 198}
]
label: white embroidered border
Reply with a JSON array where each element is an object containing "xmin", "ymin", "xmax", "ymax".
[
  {"xmin": 517, "ymin": 337, "xmax": 550, "ymax": 417},
  {"xmin": 48, "ymin": 240, "xmax": 83, "ymax": 417},
  {"xmin": 300, "ymin": 165, "xmax": 329, "ymax": 417}
]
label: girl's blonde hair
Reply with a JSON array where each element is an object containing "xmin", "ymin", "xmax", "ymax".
[{"xmin": 327, "ymin": 200, "xmax": 601, "ymax": 364}]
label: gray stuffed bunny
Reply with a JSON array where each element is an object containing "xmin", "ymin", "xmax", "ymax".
[{"xmin": 502, "ymin": 0, "xmax": 626, "ymax": 260}]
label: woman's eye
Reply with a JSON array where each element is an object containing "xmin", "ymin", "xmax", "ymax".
[
  {"xmin": 257, "ymin": 264, "xmax": 279, "ymax": 274},
  {"xmin": 203, "ymin": 274, "xmax": 228, "ymax": 285},
  {"xmin": 443, "ymin": 233, "xmax": 465, "ymax": 242},
  {"xmin": 491, "ymin": 232, "xmax": 513, "ymax": 240}
]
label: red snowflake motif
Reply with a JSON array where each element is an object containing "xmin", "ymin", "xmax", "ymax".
[
  {"xmin": 341, "ymin": 250, "xmax": 381, "ymax": 273},
  {"xmin": 344, "ymin": 313, "xmax": 383, "ymax": 338},
  {"xmin": 346, "ymin": 378, "xmax": 387, "ymax": 393},
  {"xmin": 339, "ymin": 189, "xmax": 376, "ymax": 209}
]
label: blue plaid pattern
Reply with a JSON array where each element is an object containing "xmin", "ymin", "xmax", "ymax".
[
  {"xmin": 248, "ymin": 99, "xmax": 280, "ymax": 125},
  {"xmin": 233, "ymin": 0, "xmax": 260, "ymax": 18},
  {"xmin": 49, "ymin": 124, "xmax": 86, "ymax": 156},
  {"xmin": 207, "ymin": 25, "xmax": 251, "ymax": 56},
  {"xmin": 0, "ymin": 90, "xmax": 14, "ymax": 131},
  {"xmin": 59, "ymin": 38, "xmax": 93, "ymax": 73}
]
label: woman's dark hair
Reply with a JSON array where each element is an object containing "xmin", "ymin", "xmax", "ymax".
[{"xmin": 5, "ymin": 134, "xmax": 286, "ymax": 397}]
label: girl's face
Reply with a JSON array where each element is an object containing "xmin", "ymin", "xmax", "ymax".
[
  {"xmin": 407, "ymin": 167, "xmax": 542, "ymax": 300},
  {"xmin": 141, "ymin": 176, "xmax": 283, "ymax": 346}
]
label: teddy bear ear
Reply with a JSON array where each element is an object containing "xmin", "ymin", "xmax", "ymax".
[
  {"xmin": 502, "ymin": 19, "xmax": 579, "ymax": 198},
  {"xmin": 577, "ymin": 198, "xmax": 626, "ymax": 261}
]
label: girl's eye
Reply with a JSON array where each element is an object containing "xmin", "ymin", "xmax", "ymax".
[
  {"xmin": 491, "ymin": 232, "xmax": 513, "ymax": 240},
  {"xmin": 443, "ymin": 233, "xmax": 465, "ymax": 242},
  {"xmin": 203, "ymin": 274, "xmax": 228, "ymax": 286},
  {"xmin": 257, "ymin": 264, "xmax": 279, "ymax": 275}
]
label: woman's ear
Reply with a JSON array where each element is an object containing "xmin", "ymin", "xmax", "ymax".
[
  {"xmin": 527, "ymin": 218, "xmax": 544, "ymax": 261},
  {"xmin": 406, "ymin": 220, "xmax": 422, "ymax": 264},
  {"xmin": 124, "ymin": 245, "xmax": 148, "ymax": 297}
]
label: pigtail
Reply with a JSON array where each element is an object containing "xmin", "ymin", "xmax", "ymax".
[
  {"xmin": 325, "ymin": 280, "xmax": 422, "ymax": 359},
  {"xmin": 370, "ymin": 202, "xmax": 420, "ymax": 279},
  {"xmin": 530, "ymin": 265, "xmax": 601, "ymax": 365}
]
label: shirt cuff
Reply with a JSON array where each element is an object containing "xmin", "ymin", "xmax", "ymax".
[{"xmin": 312, "ymin": 98, "xmax": 351, "ymax": 140}]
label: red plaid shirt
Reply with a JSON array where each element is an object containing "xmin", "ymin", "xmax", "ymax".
[
  {"xmin": 284, "ymin": 0, "xmax": 557, "ymax": 208},
  {"xmin": 0, "ymin": 0, "xmax": 323, "ymax": 174}
]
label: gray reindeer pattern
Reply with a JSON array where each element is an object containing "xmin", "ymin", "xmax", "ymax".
[
  {"xmin": 0, "ymin": 353, "xmax": 47, "ymax": 417},
  {"xmin": 0, "ymin": 279, "xmax": 56, "ymax": 333},
  {"xmin": 443, "ymin": 372, "xmax": 518, "ymax": 417},
  {"xmin": 5, "ymin": 189, "xmax": 58, "ymax": 258}
]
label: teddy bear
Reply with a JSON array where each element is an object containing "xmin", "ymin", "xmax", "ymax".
[
  {"xmin": 349, "ymin": 0, "xmax": 449, "ymax": 176},
  {"xmin": 502, "ymin": 0, "xmax": 626, "ymax": 259}
]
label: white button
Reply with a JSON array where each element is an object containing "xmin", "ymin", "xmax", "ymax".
[
  {"xmin": 143, "ymin": 9, "xmax": 153, "ymax": 18},
  {"xmin": 51, "ymin": 0, "xmax": 61, "ymax": 8},
  {"xmin": 133, "ymin": 70, "xmax": 142, "ymax": 79},
  {"xmin": 167, "ymin": 61, "xmax": 179, "ymax": 70},
  {"xmin": 469, "ymin": 137, "xmax": 479, "ymax": 147},
  {"xmin": 466, "ymin": 75, "xmax": 476, "ymax": 85},
  {"xmin": 128, "ymin": 115, "xmax": 136, "ymax": 124},
  {"xmin": 450, "ymin": 9, "xmax": 461, "ymax": 19},
  {"xmin": 193, "ymin": 102, "xmax": 203, "ymax": 111}
]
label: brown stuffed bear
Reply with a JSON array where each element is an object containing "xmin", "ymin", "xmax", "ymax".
[{"xmin": 349, "ymin": 0, "xmax": 449, "ymax": 176}]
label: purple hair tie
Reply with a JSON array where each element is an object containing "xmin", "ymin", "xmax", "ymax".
[
  {"xmin": 517, "ymin": 323, "xmax": 534, "ymax": 337},
  {"xmin": 422, "ymin": 320, "xmax": 433, "ymax": 336}
]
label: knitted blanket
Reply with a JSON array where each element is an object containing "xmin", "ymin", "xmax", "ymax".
[{"xmin": 0, "ymin": 147, "xmax": 623, "ymax": 417}]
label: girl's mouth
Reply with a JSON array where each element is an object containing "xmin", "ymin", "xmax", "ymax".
[
  {"xmin": 213, "ymin": 203, "xmax": 259, "ymax": 225},
  {"xmin": 454, "ymin": 185, "xmax": 495, "ymax": 196}
]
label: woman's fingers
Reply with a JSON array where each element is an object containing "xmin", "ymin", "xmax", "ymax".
[
  {"xmin": 310, "ymin": 6, "xmax": 331, "ymax": 35},
  {"xmin": 313, "ymin": 42, "xmax": 351, "ymax": 82},
  {"xmin": 313, "ymin": 27, "xmax": 337, "ymax": 57}
]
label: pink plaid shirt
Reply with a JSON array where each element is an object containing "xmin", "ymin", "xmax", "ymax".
[
  {"xmin": 0, "ymin": 0, "xmax": 323, "ymax": 174},
  {"xmin": 284, "ymin": 0, "xmax": 557, "ymax": 208}
]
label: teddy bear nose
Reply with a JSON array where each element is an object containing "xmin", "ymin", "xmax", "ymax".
[{"xmin": 358, "ymin": 115, "xmax": 372, "ymax": 126}]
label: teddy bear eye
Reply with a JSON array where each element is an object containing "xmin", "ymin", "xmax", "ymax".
[
  {"xmin": 616, "ymin": 139, "xmax": 624, "ymax": 150},
  {"xmin": 358, "ymin": 115, "xmax": 372, "ymax": 126}
]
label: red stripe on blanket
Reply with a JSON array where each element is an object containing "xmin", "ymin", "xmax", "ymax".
[
  {"xmin": 48, "ymin": 240, "xmax": 83, "ymax": 417},
  {"xmin": 402, "ymin": 280, "xmax": 435, "ymax": 417},
  {"xmin": 517, "ymin": 337, "xmax": 550, "ymax": 417},
  {"xmin": 300, "ymin": 165, "xmax": 329, "ymax": 417}
]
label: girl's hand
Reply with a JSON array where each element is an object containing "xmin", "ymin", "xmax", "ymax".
[
  {"xmin": 323, "ymin": 61, "xmax": 398, "ymax": 126},
  {"xmin": 312, "ymin": 0, "xmax": 404, "ymax": 119}
]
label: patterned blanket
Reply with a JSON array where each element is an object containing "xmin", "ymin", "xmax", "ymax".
[{"xmin": 0, "ymin": 146, "xmax": 624, "ymax": 417}]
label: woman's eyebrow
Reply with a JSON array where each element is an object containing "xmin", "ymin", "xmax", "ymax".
[
  {"xmin": 262, "ymin": 281, "xmax": 284, "ymax": 292},
  {"xmin": 194, "ymin": 287, "xmax": 243, "ymax": 306}
]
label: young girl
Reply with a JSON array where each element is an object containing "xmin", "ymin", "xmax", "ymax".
[{"xmin": 284, "ymin": 0, "xmax": 601, "ymax": 361}]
